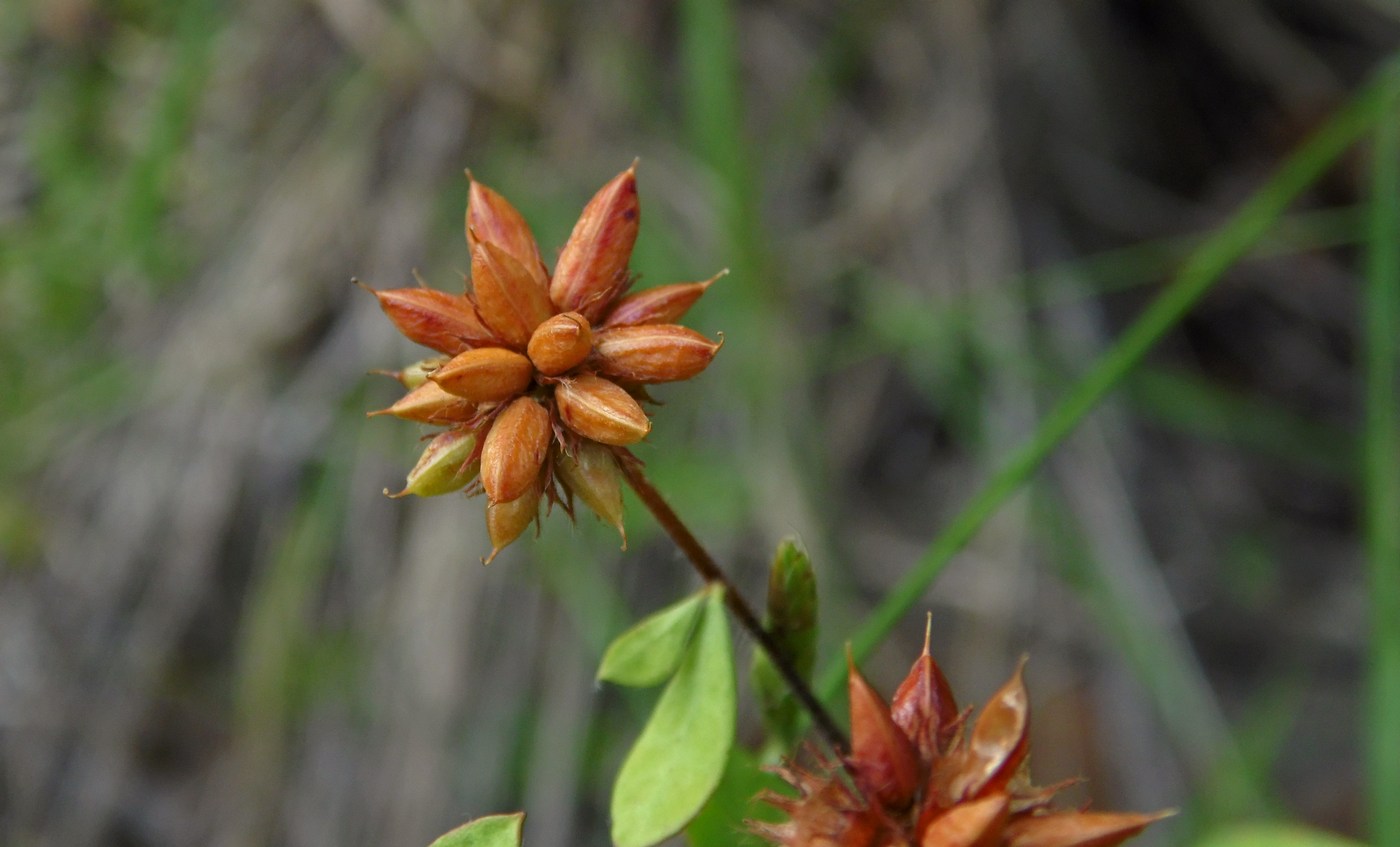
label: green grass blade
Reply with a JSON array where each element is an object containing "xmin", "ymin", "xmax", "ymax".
[
  {"xmin": 1364, "ymin": 60, "xmax": 1400, "ymax": 847},
  {"xmin": 821, "ymin": 59, "xmax": 1400, "ymax": 702}
]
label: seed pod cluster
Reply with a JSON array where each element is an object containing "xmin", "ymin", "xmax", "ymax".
[{"xmin": 364, "ymin": 163, "xmax": 724, "ymax": 561}]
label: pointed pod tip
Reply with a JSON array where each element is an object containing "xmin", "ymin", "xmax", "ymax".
[
  {"xmin": 627, "ymin": 157, "xmax": 640, "ymax": 173},
  {"xmin": 923, "ymin": 612, "xmax": 933, "ymax": 655},
  {"xmin": 481, "ymin": 549, "xmax": 499, "ymax": 566},
  {"xmin": 701, "ymin": 268, "xmax": 729, "ymax": 289}
]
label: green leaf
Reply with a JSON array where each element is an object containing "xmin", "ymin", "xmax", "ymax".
[
  {"xmin": 1194, "ymin": 824, "xmax": 1366, "ymax": 847},
  {"xmin": 427, "ymin": 812, "xmax": 525, "ymax": 847},
  {"xmin": 599, "ymin": 590, "xmax": 707, "ymax": 688},
  {"xmin": 685, "ymin": 746, "xmax": 787, "ymax": 847},
  {"xmin": 611, "ymin": 587, "xmax": 736, "ymax": 847}
]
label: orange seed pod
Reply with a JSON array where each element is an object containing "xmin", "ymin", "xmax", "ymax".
[
  {"xmin": 471, "ymin": 240, "xmax": 555, "ymax": 350},
  {"xmin": 367, "ymin": 381, "xmax": 475, "ymax": 424},
  {"xmin": 466, "ymin": 175, "xmax": 547, "ymax": 285},
  {"xmin": 484, "ymin": 479, "xmax": 542, "ymax": 565},
  {"xmin": 479, "ymin": 397, "xmax": 552, "ymax": 503},
  {"xmin": 550, "ymin": 164, "xmax": 639, "ymax": 322},
  {"xmin": 527, "ymin": 311, "xmax": 592, "ymax": 376},
  {"xmin": 429, "ymin": 347, "xmax": 534, "ymax": 404},
  {"xmin": 602, "ymin": 270, "xmax": 724, "ymax": 327},
  {"xmin": 387, "ymin": 429, "xmax": 478, "ymax": 498},
  {"xmin": 591, "ymin": 325, "xmax": 721, "ymax": 384},
  {"xmin": 554, "ymin": 374, "xmax": 651, "ymax": 446},
  {"xmin": 363, "ymin": 284, "xmax": 493, "ymax": 354}
]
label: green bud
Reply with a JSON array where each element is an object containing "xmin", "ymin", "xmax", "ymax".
[
  {"xmin": 387, "ymin": 429, "xmax": 478, "ymax": 498},
  {"xmin": 751, "ymin": 537, "xmax": 818, "ymax": 754},
  {"xmin": 554, "ymin": 440, "xmax": 625, "ymax": 547}
]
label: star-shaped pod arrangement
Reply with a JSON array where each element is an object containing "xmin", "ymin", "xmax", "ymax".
[
  {"xmin": 365, "ymin": 164, "xmax": 723, "ymax": 562},
  {"xmin": 753, "ymin": 634, "xmax": 1172, "ymax": 847}
]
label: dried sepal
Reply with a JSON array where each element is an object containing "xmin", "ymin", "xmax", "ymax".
[
  {"xmin": 550, "ymin": 164, "xmax": 639, "ymax": 322},
  {"xmin": 918, "ymin": 793, "xmax": 1008, "ymax": 847},
  {"xmin": 466, "ymin": 174, "xmax": 547, "ymax": 284},
  {"xmin": 555, "ymin": 374, "xmax": 651, "ymax": 446},
  {"xmin": 1002, "ymin": 811, "xmax": 1173, "ymax": 847},
  {"xmin": 367, "ymin": 381, "xmax": 475, "ymax": 424},
  {"xmin": 527, "ymin": 311, "xmax": 592, "ymax": 376},
  {"xmin": 471, "ymin": 240, "xmax": 555, "ymax": 350},
  {"xmin": 553, "ymin": 440, "xmax": 625, "ymax": 546},
  {"xmin": 847, "ymin": 650, "xmax": 920, "ymax": 810},
  {"xmin": 430, "ymin": 347, "xmax": 534, "ymax": 404},
  {"xmin": 891, "ymin": 616, "xmax": 960, "ymax": 761},
  {"xmin": 591, "ymin": 325, "xmax": 722, "ymax": 384},
  {"xmin": 362, "ymin": 283, "xmax": 493, "ymax": 354},
  {"xmin": 479, "ymin": 397, "xmax": 552, "ymax": 503},
  {"xmin": 602, "ymin": 270, "xmax": 724, "ymax": 327},
  {"xmin": 484, "ymin": 479, "xmax": 542, "ymax": 565},
  {"xmin": 946, "ymin": 657, "xmax": 1031, "ymax": 802},
  {"xmin": 388, "ymin": 429, "xmax": 478, "ymax": 498}
]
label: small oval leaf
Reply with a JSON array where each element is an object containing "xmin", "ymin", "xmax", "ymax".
[
  {"xmin": 610, "ymin": 587, "xmax": 736, "ymax": 847},
  {"xmin": 598, "ymin": 590, "xmax": 707, "ymax": 687},
  {"xmin": 427, "ymin": 812, "xmax": 524, "ymax": 847}
]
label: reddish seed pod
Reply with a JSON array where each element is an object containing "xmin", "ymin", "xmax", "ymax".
[
  {"xmin": 367, "ymin": 381, "xmax": 475, "ymax": 424},
  {"xmin": 365, "ymin": 285, "xmax": 493, "ymax": 354},
  {"xmin": 471, "ymin": 240, "xmax": 555, "ymax": 350},
  {"xmin": 846, "ymin": 651, "xmax": 921, "ymax": 810},
  {"xmin": 527, "ymin": 312, "xmax": 592, "ymax": 376},
  {"xmin": 591, "ymin": 325, "xmax": 721, "ymax": 384},
  {"xmin": 479, "ymin": 397, "xmax": 552, "ymax": 503},
  {"xmin": 466, "ymin": 175, "xmax": 548, "ymax": 285},
  {"xmin": 484, "ymin": 479, "xmax": 542, "ymax": 565},
  {"xmin": 429, "ymin": 347, "xmax": 534, "ymax": 404},
  {"xmin": 601, "ymin": 270, "xmax": 724, "ymax": 327},
  {"xmin": 550, "ymin": 164, "xmax": 639, "ymax": 322},
  {"xmin": 554, "ymin": 374, "xmax": 651, "ymax": 446}
]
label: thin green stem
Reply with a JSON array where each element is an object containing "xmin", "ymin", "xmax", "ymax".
[
  {"xmin": 1365, "ymin": 61, "xmax": 1400, "ymax": 847},
  {"xmin": 820, "ymin": 59, "xmax": 1400, "ymax": 702}
]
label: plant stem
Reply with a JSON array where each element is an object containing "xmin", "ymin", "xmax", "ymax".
[
  {"xmin": 819, "ymin": 56, "xmax": 1400, "ymax": 703},
  {"xmin": 1364, "ymin": 59, "xmax": 1400, "ymax": 847},
  {"xmin": 616, "ymin": 449, "xmax": 850, "ymax": 755}
]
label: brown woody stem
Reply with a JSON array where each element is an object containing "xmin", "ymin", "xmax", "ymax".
[{"xmin": 616, "ymin": 448, "xmax": 849, "ymax": 755}]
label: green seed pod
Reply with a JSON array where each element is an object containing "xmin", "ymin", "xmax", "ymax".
[
  {"xmin": 554, "ymin": 440, "xmax": 625, "ymax": 547},
  {"xmin": 386, "ymin": 429, "xmax": 478, "ymax": 498}
]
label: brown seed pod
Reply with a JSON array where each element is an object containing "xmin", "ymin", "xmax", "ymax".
[
  {"xmin": 364, "ymin": 284, "xmax": 494, "ymax": 354},
  {"xmin": 479, "ymin": 397, "xmax": 552, "ymax": 503},
  {"xmin": 471, "ymin": 240, "xmax": 555, "ymax": 349},
  {"xmin": 601, "ymin": 270, "xmax": 724, "ymax": 327},
  {"xmin": 591, "ymin": 325, "xmax": 721, "ymax": 384},
  {"xmin": 527, "ymin": 311, "xmax": 593, "ymax": 376},
  {"xmin": 429, "ymin": 347, "xmax": 534, "ymax": 404},
  {"xmin": 466, "ymin": 175, "xmax": 548, "ymax": 285},
  {"xmin": 550, "ymin": 164, "xmax": 639, "ymax": 322},
  {"xmin": 554, "ymin": 374, "xmax": 651, "ymax": 446},
  {"xmin": 367, "ymin": 381, "xmax": 475, "ymax": 424},
  {"xmin": 484, "ymin": 479, "xmax": 542, "ymax": 565}
]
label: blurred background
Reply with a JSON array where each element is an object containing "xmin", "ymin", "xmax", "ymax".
[{"xmin": 2, "ymin": 0, "xmax": 1398, "ymax": 845}]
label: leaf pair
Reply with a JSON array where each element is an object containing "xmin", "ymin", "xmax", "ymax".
[{"xmin": 599, "ymin": 586, "xmax": 736, "ymax": 847}]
